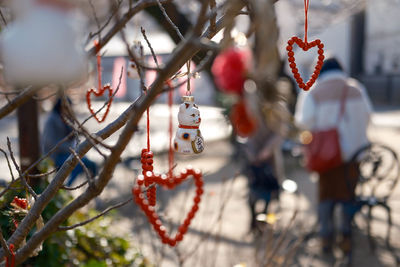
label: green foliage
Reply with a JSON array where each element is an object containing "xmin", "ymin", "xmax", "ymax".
[{"xmin": 0, "ymin": 179, "xmax": 152, "ymax": 267}]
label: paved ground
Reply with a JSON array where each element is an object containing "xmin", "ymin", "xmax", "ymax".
[{"xmin": 1, "ymin": 102, "xmax": 400, "ymax": 266}]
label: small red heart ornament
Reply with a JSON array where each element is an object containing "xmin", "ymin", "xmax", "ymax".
[
  {"xmin": 86, "ymin": 84, "xmax": 113, "ymax": 123},
  {"xmin": 132, "ymin": 167, "xmax": 203, "ymax": 247},
  {"xmin": 286, "ymin": 37, "xmax": 325, "ymax": 91}
]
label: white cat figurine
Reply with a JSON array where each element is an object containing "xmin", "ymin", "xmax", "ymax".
[{"xmin": 174, "ymin": 96, "xmax": 204, "ymax": 154}]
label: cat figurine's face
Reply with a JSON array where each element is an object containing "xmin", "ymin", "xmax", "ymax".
[{"xmin": 178, "ymin": 102, "xmax": 201, "ymax": 126}]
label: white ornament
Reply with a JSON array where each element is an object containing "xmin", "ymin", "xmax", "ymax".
[
  {"xmin": 174, "ymin": 96, "xmax": 204, "ymax": 154},
  {"xmin": 1, "ymin": 0, "xmax": 88, "ymax": 87},
  {"xmin": 127, "ymin": 41, "xmax": 143, "ymax": 80}
]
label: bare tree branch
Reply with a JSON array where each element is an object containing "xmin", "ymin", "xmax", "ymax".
[
  {"xmin": 57, "ymin": 197, "xmax": 132, "ymax": 231},
  {"xmin": 7, "ymin": 137, "xmax": 38, "ymax": 200},
  {"xmin": 0, "ymin": 86, "xmax": 35, "ymax": 120}
]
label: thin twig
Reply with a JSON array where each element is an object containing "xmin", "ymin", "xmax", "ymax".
[
  {"xmin": 61, "ymin": 180, "xmax": 89, "ymax": 191},
  {"xmin": 0, "ymin": 231, "xmax": 11, "ymax": 259},
  {"xmin": 0, "ymin": 91, "xmax": 20, "ymax": 96},
  {"xmin": 68, "ymin": 147, "xmax": 94, "ymax": 185},
  {"xmin": 155, "ymin": 0, "xmax": 185, "ymax": 41},
  {"xmin": 32, "ymin": 91, "xmax": 59, "ymax": 102},
  {"xmin": 210, "ymin": 0, "xmax": 217, "ymax": 31},
  {"xmin": 0, "ymin": 148, "xmax": 15, "ymax": 181},
  {"xmin": 141, "ymin": 27, "xmax": 160, "ymax": 68},
  {"xmin": 6, "ymin": 137, "xmax": 38, "ymax": 200},
  {"xmin": 88, "ymin": 0, "xmax": 102, "ymax": 41},
  {"xmin": 0, "ymin": 86, "xmax": 35, "ymax": 120},
  {"xmin": 0, "ymin": 8, "xmax": 7, "ymax": 26},
  {"xmin": 57, "ymin": 197, "xmax": 132, "ymax": 231},
  {"xmin": 27, "ymin": 169, "xmax": 57, "ymax": 178},
  {"xmin": 88, "ymin": 0, "xmax": 123, "ymax": 39}
]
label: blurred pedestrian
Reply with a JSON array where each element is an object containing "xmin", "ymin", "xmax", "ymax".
[
  {"xmin": 241, "ymin": 113, "xmax": 283, "ymax": 231},
  {"xmin": 42, "ymin": 98, "xmax": 97, "ymax": 186},
  {"xmin": 294, "ymin": 57, "xmax": 372, "ymax": 254}
]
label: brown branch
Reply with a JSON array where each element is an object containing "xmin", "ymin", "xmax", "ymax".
[
  {"xmin": 61, "ymin": 180, "xmax": 88, "ymax": 191},
  {"xmin": 68, "ymin": 147, "xmax": 94, "ymax": 185},
  {"xmin": 27, "ymin": 169, "xmax": 57, "ymax": 178},
  {"xmin": 88, "ymin": 0, "xmax": 171, "ymax": 56},
  {"xmin": 88, "ymin": 0, "xmax": 123, "ymax": 40},
  {"xmin": 0, "ymin": 148, "xmax": 15, "ymax": 181},
  {"xmin": 210, "ymin": 0, "xmax": 217, "ymax": 32},
  {"xmin": 141, "ymin": 27, "xmax": 160, "ymax": 68},
  {"xmin": 7, "ymin": 137, "xmax": 38, "ymax": 200},
  {"xmin": 57, "ymin": 197, "xmax": 132, "ymax": 231},
  {"xmin": 0, "ymin": 86, "xmax": 36, "ymax": 120},
  {"xmin": 0, "ymin": 231, "xmax": 11, "ymax": 259},
  {"xmin": 156, "ymin": 0, "xmax": 185, "ymax": 40}
]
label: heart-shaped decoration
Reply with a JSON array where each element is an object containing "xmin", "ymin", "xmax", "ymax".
[
  {"xmin": 132, "ymin": 167, "xmax": 204, "ymax": 247},
  {"xmin": 86, "ymin": 84, "xmax": 113, "ymax": 123},
  {"xmin": 286, "ymin": 37, "xmax": 325, "ymax": 91}
]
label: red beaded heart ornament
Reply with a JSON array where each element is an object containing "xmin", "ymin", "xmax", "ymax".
[
  {"xmin": 286, "ymin": 37, "xmax": 324, "ymax": 91},
  {"xmin": 132, "ymin": 162, "xmax": 203, "ymax": 247},
  {"xmin": 86, "ymin": 40, "xmax": 114, "ymax": 123},
  {"xmin": 86, "ymin": 84, "xmax": 113, "ymax": 123}
]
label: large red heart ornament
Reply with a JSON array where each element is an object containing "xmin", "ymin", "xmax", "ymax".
[
  {"xmin": 132, "ymin": 167, "xmax": 204, "ymax": 247},
  {"xmin": 86, "ymin": 84, "xmax": 113, "ymax": 123},
  {"xmin": 286, "ymin": 37, "xmax": 325, "ymax": 91}
]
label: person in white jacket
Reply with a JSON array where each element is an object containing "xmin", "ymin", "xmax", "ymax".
[{"xmin": 294, "ymin": 57, "xmax": 372, "ymax": 254}]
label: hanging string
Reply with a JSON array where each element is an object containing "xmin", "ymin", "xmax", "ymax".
[
  {"xmin": 304, "ymin": 0, "xmax": 310, "ymax": 43},
  {"xmin": 167, "ymin": 81, "xmax": 174, "ymax": 176},
  {"xmin": 5, "ymin": 244, "xmax": 15, "ymax": 267},
  {"xmin": 94, "ymin": 40, "xmax": 102, "ymax": 91},
  {"xmin": 186, "ymin": 60, "xmax": 191, "ymax": 96}
]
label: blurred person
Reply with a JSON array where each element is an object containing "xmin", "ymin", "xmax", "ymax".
[
  {"xmin": 294, "ymin": 57, "xmax": 372, "ymax": 254},
  {"xmin": 238, "ymin": 97, "xmax": 285, "ymax": 231},
  {"xmin": 42, "ymin": 98, "xmax": 97, "ymax": 186}
]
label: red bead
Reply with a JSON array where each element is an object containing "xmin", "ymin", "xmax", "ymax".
[
  {"xmin": 195, "ymin": 180, "xmax": 203, "ymax": 187},
  {"xmin": 132, "ymin": 187, "xmax": 141, "ymax": 195},
  {"xmin": 168, "ymin": 239, "xmax": 177, "ymax": 246},
  {"xmin": 303, "ymin": 85, "xmax": 310, "ymax": 91},
  {"xmin": 292, "ymin": 68, "xmax": 298, "ymax": 74},
  {"xmin": 288, "ymin": 57, "xmax": 295, "ymax": 63},
  {"xmin": 289, "ymin": 62, "xmax": 296, "ymax": 69},
  {"xmin": 318, "ymin": 55, "xmax": 324, "ymax": 61},
  {"xmin": 287, "ymin": 39, "xmax": 294, "ymax": 45},
  {"xmin": 294, "ymin": 73, "xmax": 301, "ymax": 79},
  {"xmin": 175, "ymin": 233, "xmax": 183, "ymax": 241},
  {"xmin": 318, "ymin": 43, "xmax": 324, "ymax": 49},
  {"xmin": 179, "ymin": 225, "xmax": 188, "ymax": 234},
  {"xmin": 188, "ymin": 210, "xmax": 195, "ymax": 219},
  {"xmin": 184, "ymin": 218, "xmax": 191, "ymax": 226},
  {"xmin": 196, "ymin": 188, "xmax": 204, "ymax": 195},
  {"xmin": 318, "ymin": 49, "xmax": 324, "ymax": 55},
  {"xmin": 287, "ymin": 51, "xmax": 294, "ymax": 57},
  {"xmin": 286, "ymin": 45, "xmax": 292, "ymax": 51},
  {"xmin": 194, "ymin": 196, "xmax": 201, "ymax": 203},
  {"xmin": 315, "ymin": 39, "xmax": 321, "ymax": 44}
]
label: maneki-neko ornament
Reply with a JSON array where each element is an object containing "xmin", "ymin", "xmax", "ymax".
[{"xmin": 174, "ymin": 96, "xmax": 204, "ymax": 154}]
